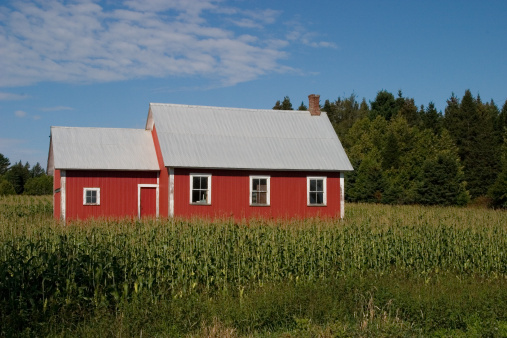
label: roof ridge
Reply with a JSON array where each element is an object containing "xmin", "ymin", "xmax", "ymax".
[{"xmin": 149, "ymin": 102, "xmax": 314, "ymax": 114}]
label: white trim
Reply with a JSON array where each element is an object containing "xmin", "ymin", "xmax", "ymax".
[
  {"xmin": 249, "ymin": 175, "xmax": 270, "ymax": 206},
  {"xmin": 307, "ymin": 176, "xmax": 327, "ymax": 206},
  {"xmin": 61, "ymin": 170, "xmax": 66, "ymax": 221},
  {"xmin": 169, "ymin": 167, "xmax": 174, "ymax": 217},
  {"xmin": 83, "ymin": 187, "xmax": 101, "ymax": 205},
  {"xmin": 189, "ymin": 173, "xmax": 212, "ymax": 205},
  {"xmin": 340, "ymin": 172, "xmax": 345, "ymax": 218},
  {"xmin": 138, "ymin": 184, "xmax": 159, "ymax": 219}
]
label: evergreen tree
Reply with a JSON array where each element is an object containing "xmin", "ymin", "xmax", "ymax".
[
  {"xmin": 4, "ymin": 161, "xmax": 30, "ymax": 194},
  {"xmin": 297, "ymin": 101, "xmax": 307, "ymax": 111},
  {"xmin": 0, "ymin": 153, "xmax": 9, "ymax": 175},
  {"xmin": 30, "ymin": 162, "xmax": 45, "ymax": 178},
  {"xmin": 280, "ymin": 96, "xmax": 293, "ymax": 110},
  {"xmin": 418, "ymin": 153, "xmax": 469, "ymax": 206},
  {"xmin": 381, "ymin": 131, "xmax": 400, "ymax": 170},
  {"xmin": 272, "ymin": 100, "xmax": 282, "ymax": 110},
  {"xmin": 420, "ymin": 102, "xmax": 442, "ymax": 134},
  {"xmin": 489, "ymin": 129, "xmax": 507, "ymax": 208},
  {"xmin": 369, "ymin": 90, "xmax": 397, "ymax": 121}
]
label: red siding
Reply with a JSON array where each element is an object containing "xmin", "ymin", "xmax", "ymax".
[
  {"xmin": 65, "ymin": 171, "xmax": 157, "ymax": 220},
  {"xmin": 173, "ymin": 168, "xmax": 341, "ymax": 220},
  {"xmin": 152, "ymin": 125, "xmax": 169, "ymax": 217}
]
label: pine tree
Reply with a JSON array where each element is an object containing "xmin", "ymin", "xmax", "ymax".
[
  {"xmin": 297, "ymin": 101, "xmax": 307, "ymax": 111},
  {"xmin": 369, "ymin": 90, "xmax": 397, "ymax": 121},
  {"xmin": 489, "ymin": 129, "xmax": 507, "ymax": 208},
  {"xmin": 0, "ymin": 153, "xmax": 9, "ymax": 175}
]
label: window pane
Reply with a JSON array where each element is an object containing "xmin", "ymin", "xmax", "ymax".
[
  {"xmin": 310, "ymin": 192, "xmax": 317, "ymax": 204},
  {"xmin": 316, "ymin": 179, "xmax": 323, "ymax": 192},
  {"xmin": 310, "ymin": 179, "xmax": 316, "ymax": 191},
  {"xmin": 252, "ymin": 192, "xmax": 258, "ymax": 204},
  {"xmin": 193, "ymin": 176, "xmax": 200, "ymax": 189},
  {"xmin": 200, "ymin": 177, "xmax": 208, "ymax": 190},
  {"xmin": 252, "ymin": 179, "xmax": 259, "ymax": 191},
  {"xmin": 199, "ymin": 190, "xmax": 207, "ymax": 203},
  {"xmin": 316, "ymin": 192, "xmax": 323, "ymax": 204},
  {"xmin": 258, "ymin": 192, "xmax": 267, "ymax": 204},
  {"xmin": 192, "ymin": 190, "xmax": 200, "ymax": 203}
]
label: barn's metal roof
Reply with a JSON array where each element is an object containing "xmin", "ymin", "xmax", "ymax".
[
  {"xmin": 48, "ymin": 127, "xmax": 159, "ymax": 174},
  {"xmin": 147, "ymin": 103, "xmax": 353, "ymax": 171}
]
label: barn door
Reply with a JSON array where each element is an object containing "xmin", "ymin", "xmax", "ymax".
[{"xmin": 139, "ymin": 186, "xmax": 157, "ymax": 218}]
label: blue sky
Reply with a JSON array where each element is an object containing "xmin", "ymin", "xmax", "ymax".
[{"xmin": 1, "ymin": 0, "xmax": 506, "ymax": 169}]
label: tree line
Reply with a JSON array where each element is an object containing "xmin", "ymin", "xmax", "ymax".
[
  {"xmin": 0, "ymin": 154, "xmax": 52, "ymax": 195},
  {"xmin": 274, "ymin": 90, "xmax": 507, "ymax": 208}
]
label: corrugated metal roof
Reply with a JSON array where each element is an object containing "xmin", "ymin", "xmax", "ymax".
[
  {"xmin": 148, "ymin": 103, "xmax": 353, "ymax": 171},
  {"xmin": 49, "ymin": 127, "xmax": 159, "ymax": 171}
]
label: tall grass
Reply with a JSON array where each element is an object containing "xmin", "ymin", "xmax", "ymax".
[{"xmin": 1, "ymin": 196, "xmax": 506, "ymax": 336}]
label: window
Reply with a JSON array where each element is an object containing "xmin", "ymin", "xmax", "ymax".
[
  {"xmin": 83, "ymin": 188, "xmax": 100, "ymax": 205},
  {"xmin": 250, "ymin": 176, "xmax": 270, "ymax": 205},
  {"xmin": 190, "ymin": 174, "xmax": 211, "ymax": 204},
  {"xmin": 307, "ymin": 177, "xmax": 326, "ymax": 205}
]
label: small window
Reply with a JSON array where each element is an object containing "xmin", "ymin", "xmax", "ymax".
[
  {"xmin": 190, "ymin": 174, "xmax": 211, "ymax": 204},
  {"xmin": 83, "ymin": 188, "xmax": 100, "ymax": 205},
  {"xmin": 250, "ymin": 176, "xmax": 270, "ymax": 206},
  {"xmin": 307, "ymin": 177, "xmax": 326, "ymax": 205}
]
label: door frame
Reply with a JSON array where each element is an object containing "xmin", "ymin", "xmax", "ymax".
[{"xmin": 138, "ymin": 184, "xmax": 159, "ymax": 219}]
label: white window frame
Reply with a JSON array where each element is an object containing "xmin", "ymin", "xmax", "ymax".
[
  {"xmin": 250, "ymin": 175, "xmax": 270, "ymax": 206},
  {"xmin": 83, "ymin": 187, "xmax": 100, "ymax": 205},
  {"xmin": 190, "ymin": 173, "xmax": 211, "ymax": 205},
  {"xmin": 307, "ymin": 176, "xmax": 327, "ymax": 206}
]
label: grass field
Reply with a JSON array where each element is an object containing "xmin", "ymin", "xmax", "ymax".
[{"xmin": 1, "ymin": 195, "xmax": 506, "ymax": 336}]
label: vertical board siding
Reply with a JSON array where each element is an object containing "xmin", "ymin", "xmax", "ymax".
[
  {"xmin": 174, "ymin": 168, "xmax": 341, "ymax": 220},
  {"xmin": 53, "ymin": 169, "xmax": 61, "ymax": 220},
  {"xmin": 65, "ymin": 170, "xmax": 157, "ymax": 220},
  {"xmin": 152, "ymin": 125, "xmax": 169, "ymax": 217}
]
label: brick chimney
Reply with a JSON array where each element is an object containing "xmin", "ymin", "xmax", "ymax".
[{"xmin": 308, "ymin": 94, "xmax": 321, "ymax": 116}]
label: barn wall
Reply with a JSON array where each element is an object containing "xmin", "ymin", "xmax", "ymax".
[
  {"xmin": 173, "ymin": 168, "xmax": 342, "ymax": 220},
  {"xmin": 53, "ymin": 169, "xmax": 61, "ymax": 220},
  {"xmin": 151, "ymin": 125, "xmax": 169, "ymax": 217},
  {"xmin": 64, "ymin": 170, "xmax": 158, "ymax": 220}
]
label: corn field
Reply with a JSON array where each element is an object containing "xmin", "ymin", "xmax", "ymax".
[{"xmin": 1, "ymin": 195, "xmax": 506, "ymax": 324}]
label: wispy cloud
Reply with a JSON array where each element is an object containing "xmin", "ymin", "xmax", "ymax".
[
  {"xmin": 0, "ymin": 0, "xmax": 303, "ymax": 88},
  {"xmin": 14, "ymin": 110, "xmax": 27, "ymax": 118},
  {"xmin": 0, "ymin": 92, "xmax": 29, "ymax": 100},
  {"xmin": 40, "ymin": 106, "xmax": 74, "ymax": 112},
  {"xmin": 286, "ymin": 20, "xmax": 338, "ymax": 49}
]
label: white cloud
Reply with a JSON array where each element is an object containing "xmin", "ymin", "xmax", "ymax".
[
  {"xmin": 14, "ymin": 110, "xmax": 27, "ymax": 117},
  {"xmin": 0, "ymin": 0, "xmax": 296, "ymax": 87}
]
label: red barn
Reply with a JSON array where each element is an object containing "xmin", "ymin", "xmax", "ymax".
[{"xmin": 48, "ymin": 94, "xmax": 353, "ymax": 221}]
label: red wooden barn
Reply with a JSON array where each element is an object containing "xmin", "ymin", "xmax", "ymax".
[{"xmin": 47, "ymin": 94, "xmax": 353, "ymax": 221}]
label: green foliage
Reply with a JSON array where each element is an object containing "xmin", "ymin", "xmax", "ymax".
[
  {"xmin": 23, "ymin": 175, "xmax": 53, "ymax": 195},
  {"xmin": 0, "ymin": 180, "xmax": 16, "ymax": 196},
  {"xmin": 0, "ymin": 153, "xmax": 10, "ymax": 175},
  {"xmin": 418, "ymin": 153, "xmax": 469, "ymax": 206},
  {"xmin": 489, "ymin": 130, "xmax": 507, "ymax": 208},
  {"xmin": 297, "ymin": 101, "xmax": 307, "ymax": 110},
  {"xmin": 369, "ymin": 90, "xmax": 397, "ymax": 121},
  {"xmin": 272, "ymin": 96, "xmax": 293, "ymax": 110},
  {"xmin": 3, "ymin": 161, "xmax": 30, "ymax": 194}
]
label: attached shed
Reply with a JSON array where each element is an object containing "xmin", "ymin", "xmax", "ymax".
[
  {"xmin": 48, "ymin": 95, "xmax": 353, "ymax": 221},
  {"xmin": 47, "ymin": 127, "xmax": 160, "ymax": 220}
]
